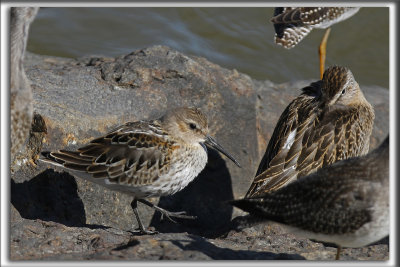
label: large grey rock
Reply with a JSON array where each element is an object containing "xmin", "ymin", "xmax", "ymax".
[
  {"xmin": 10, "ymin": 210, "xmax": 388, "ymax": 260},
  {"xmin": 10, "ymin": 45, "xmax": 389, "ymax": 260}
]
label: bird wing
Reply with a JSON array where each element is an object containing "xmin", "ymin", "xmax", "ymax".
[
  {"xmin": 271, "ymin": 7, "xmax": 331, "ymax": 49},
  {"xmin": 246, "ymin": 86, "xmax": 317, "ymax": 197},
  {"xmin": 247, "ymin": 87, "xmax": 369, "ymax": 198},
  {"xmin": 43, "ymin": 120, "xmax": 177, "ymax": 186},
  {"xmin": 233, "ymin": 164, "xmax": 377, "ymax": 235},
  {"xmin": 271, "ymin": 7, "xmax": 332, "ymax": 26}
]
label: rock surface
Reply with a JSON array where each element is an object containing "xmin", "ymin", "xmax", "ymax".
[{"xmin": 10, "ymin": 45, "xmax": 389, "ymax": 261}]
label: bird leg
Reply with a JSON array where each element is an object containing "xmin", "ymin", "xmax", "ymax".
[
  {"xmin": 335, "ymin": 245, "xmax": 341, "ymax": 260},
  {"xmin": 138, "ymin": 199, "xmax": 196, "ymax": 223},
  {"xmin": 130, "ymin": 198, "xmax": 158, "ymax": 235},
  {"xmin": 319, "ymin": 27, "xmax": 331, "ymax": 79}
]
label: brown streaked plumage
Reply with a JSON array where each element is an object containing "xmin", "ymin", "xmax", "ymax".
[
  {"xmin": 41, "ymin": 107, "xmax": 241, "ymax": 234},
  {"xmin": 246, "ymin": 66, "xmax": 374, "ymax": 198},
  {"xmin": 11, "ymin": 7, "xmax": 39, "ymax": 159},
  {"xmin": 231, "ymin": 135, "xmax": 389, "ymax": 260},
  {"xmin": 272, "ymin": 7, "xmax": 360, "ymax": 49}
]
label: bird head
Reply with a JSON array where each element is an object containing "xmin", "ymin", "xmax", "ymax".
[
  {"xmin": 161, "ymin": 107, "xmax": 241, "ymax": 167},
  {"xmin": 321, "ymin": 65, "xmax": 366, "ymax": 107}
]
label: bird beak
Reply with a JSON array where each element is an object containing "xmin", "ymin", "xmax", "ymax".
[{"xmin": 205, "ymin": 135, "xmax": 241, "ymax": 167}]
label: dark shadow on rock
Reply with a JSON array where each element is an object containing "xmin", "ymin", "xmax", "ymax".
[
  {"xmin": 369, "ymin": 235, "xmax": 389, "ymax": 246},
  {"xmin": 11, "ymin": 169, "xmax": 86, "ymax": 227},
  {"xmin": 169, "ymin": 234, "xmax": 305, "ymax": 260},
  {"xmin": 84, "ymin": 224, "xmax": 113, "ymax": 230},
  {"xmin": 112, "ymin": 239, "xmax": 140, "ymax": 251},
  {"xmin": 149, "ymin": 149, "xmax": 234, "ymax": 238}
]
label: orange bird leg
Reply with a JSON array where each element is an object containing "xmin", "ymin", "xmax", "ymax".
[{"xmin": 319, "ymin": 28, "xmax": 331, "ymax": 79}]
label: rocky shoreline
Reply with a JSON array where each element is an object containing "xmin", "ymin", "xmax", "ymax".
[{"xmin": 10, "ymin": 45, "xmax": 389, "ymax": 260}]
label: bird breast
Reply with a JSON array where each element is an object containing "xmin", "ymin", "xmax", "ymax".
[{"xmin": 149, "ymin": 143, "xmax": 208, "ymax": 196}]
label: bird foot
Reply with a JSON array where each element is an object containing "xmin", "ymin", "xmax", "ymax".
[
  {"xmin": 154, "ymin": 207, "xmax": 196, "ymax": 223},
  {"xmin": 137, "ymin": 199, "xmax": 196, "ymax": 223},
  {"xmin": 135, "ymin": 227, "xmax": 159, "ymax": 235}
]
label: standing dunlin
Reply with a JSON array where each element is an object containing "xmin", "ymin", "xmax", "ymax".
[
  {"xmin": 271, "ymin": 7, "xmax": 360, "ymax": 78},
  {"xmin": 231, "ymin": 136, "xmax": 389, "ymax": 260},
  {"xmin": 41, "ymin": 107, "xmax": 241, "ymax": 234},
  {"xmin": 246, "ymin": 66, "xmax": 374, "ymax": 198}
]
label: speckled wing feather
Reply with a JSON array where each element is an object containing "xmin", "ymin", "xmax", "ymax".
[
  {"xmin": 233, "ymin": 136, "xmax": 388, "ymax": 242},
  {"xmin": 272, "ymin": 7, "xmax": 333, "ymax": 26},
  {"xmin": 246, "ymin": 82, "xmax": 320, "ymax": 197},
  {"xmin": 271, "ymin": 7, "xmax": 327, "ymax": 49},
  {"xmin": 246, "ymin": 82, "xmax": 373, "ymax": 198},
  {"xmin": 233, "ymin": 164, "xmax": 377, "ymax": 235},
  {"xmin": 255, "ymin": 82, "xmax": 321, "ymax": 177},
  {"xmin": 271, "ymin": 7, "xmax": 359, "ymax": 49},
  {"xmin": 43, "ymin": 120, "xmax": 177, "ymax": 186}
]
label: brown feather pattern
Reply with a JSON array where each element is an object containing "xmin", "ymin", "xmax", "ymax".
[
  {"xmin": 246, "ymin": 66, "xmax": 374, "ymax": 197},
  {"xmin": 40, "ymin": 107, "xmax": 242, "ymax": 234},
  {"xmin": 232, "ymin": 136, "xmax": 388, "ymax": 236},
  {"xmin": 47, "ymin": 120, "xmax": 176, "ymax": 186},
  {"xmin": 271, "ymin": 7, "xmax": 360, "ymax": 49}
]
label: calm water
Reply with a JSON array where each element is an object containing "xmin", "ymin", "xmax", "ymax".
[{"xmin": 27, "ymin": 7, "xmax": 389, "ymax": 88}]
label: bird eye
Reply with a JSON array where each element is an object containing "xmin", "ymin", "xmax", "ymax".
[
  {"xmin": 189, "ymin": 123, "xmax": 197, "ymax": 130},
  {"xmin": 341, "ymin": 89, "xmax": 346, "ymax": 95}
]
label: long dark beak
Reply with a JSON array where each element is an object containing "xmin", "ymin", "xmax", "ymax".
[{"xmin": 205, "ymin": 135, "xmax": 241, "ymax": 168}]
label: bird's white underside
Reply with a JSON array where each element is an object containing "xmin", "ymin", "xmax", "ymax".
[{"xmin": 314, "ymin": 8, "xmax": 361, "ymax": 29}]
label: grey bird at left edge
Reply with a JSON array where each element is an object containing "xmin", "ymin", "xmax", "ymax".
[
  {"xmin": 231, "ymin": 135, "xmax": 389, "ymax": 260},
  {"xmin": 11, "ymin": 7, "xmax": 39, "ymax": 160}
]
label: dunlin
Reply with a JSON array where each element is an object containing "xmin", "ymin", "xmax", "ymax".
[
  {"xmin": 231, "ymin": 135, "xmax": 389, "ymax": 260},
  {"xmin": 41, "ymin": 107, "xmax": 241, "ymax": 234},
  {"xmin": 246, "ymin": 66, "xmax": 374, "ymax": 198},
  {"xmin": 271, "ymin": 7, "xmax": 360, "ymax": 78},
  {"xmin": 11, "ymin": 7, "xmax": 39, "ymax": 159}
]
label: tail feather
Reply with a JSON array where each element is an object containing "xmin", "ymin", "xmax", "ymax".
[
  {"xmin": 230, "ymin": 198, "xmax": 269, "ymax": 230},
  {"xmin": 40, "ymin": 151, "xmax": 64, "ymax": 166},
  {"xmin": 51, "ymin": 151, "xmax": 92, "ymax": 165},
  {"xmin": 230, "ymin": 198, "xmax": 263, "ymax": 214},
  {"xmin": 63, "ymin": 163, "xmax": 89, "ymax": 172},
  {"xmin": 230, "ymin": 198, "xmax": 277, "ymax": 225},
  {"xmin": 40, "ymin": 150, "xmax": 93, "ymax": 170}
]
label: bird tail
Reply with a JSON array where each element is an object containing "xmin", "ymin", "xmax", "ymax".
[
  {"xmin": 230, "ymin": 198, "xmax": 268, "ymax": 230},
  {"xmin": 230, "ymin": 198, "xmax": 262, "ymax": 214},
  {"xmin": 39, "ymin": 150, "xmax": 93, "ymax": 172},
  {"xmin": 39, "ymin": 151, "xmax": 65, "ymax": 168}
]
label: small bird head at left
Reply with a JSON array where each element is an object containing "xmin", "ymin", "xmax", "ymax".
[
  {"xmin": 161, "ymin": 107, "xmax": 241, "ymax": 167},
  {"xmin": 321, "ymin": 65, "xmax": 365, "ymax": 107}
]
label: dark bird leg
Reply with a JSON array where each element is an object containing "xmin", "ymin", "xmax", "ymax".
[
  {"xmin": 138, "ymin": 199, "xmax": 196, "ymax": 222},
  {"xmin": 130, "ymin": 198, "xmax": 158, "ymax": 235},
  {"xmin": 335, "ymin": 245, "xmax": 342, "ymax": 260},
  {"xmin": 319, "ymin": 27, "xmax": 331, "ymax": 79}
]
